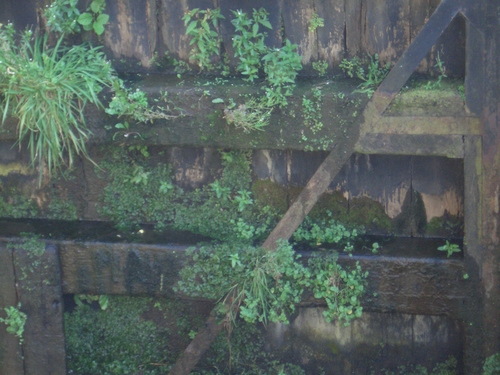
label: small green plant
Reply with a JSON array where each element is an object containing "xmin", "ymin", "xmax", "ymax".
[
  {"xmin": 374, "ymin": 356, "xmax": 457, "ymax": 375},
  {"xmin": 8, "ymin": 233, "xmax": 46, "ymax": 287},
  {"xmin": 182, "ymin": 8, "xmax": 225, "ymax": 72},
  {"xmin": 223, "ymin": 97, "xmax": 272, "ymax": 132},
  {"xmin": 302, "ymin": 87, "xmax": 323, "ymax": 133},
  {"xmin": 0, "ymin": 304, "xmax": 27, "ymax": 344},
  {"xmin": 77, "ymin": 0, "xmax": 109, "ymax": 35},
  {"xmin": 483, "ymin": 353, "xmax": 500, "ymax": 375},
  {"xmin": 308, "ymin": 253, "xmax": 367, "ymax": 324},
  {"xmin": 75, "ymin": 294, "xmax": 109, "ymax": 310},
  {"xmin": 312, "ymin": 60, "xmax": 329, "ymax": 76},
  {"xmin": 65, "ymin": 297, "xmax": 170, "ymax": 375},
  {"xmin": 177, "ymin": 240, "xmax": 368, "ymax": 327},
  {"xmin": 45, "ymin": 0, "xmax": 109, "ymax": 35},
  {"xmin": 437, "ymin": 240, "xmax": 461, "ymax": 257},
  {"xmin": 340, "ymin": 54, "xmax": 390, "ymax": 96},
  {"xmin": 44, "ymin": 0, "xmax": 81, "ymax": 34},
  {"xmin": 262, "ymin": 39, "xmax": 302, "ymax": 107},
  {"xmin": 0, "ymin": 25, "xmax": 115, "ymax": 183},
  {"xmin": 424, "ymin": 52, "xmax": 447, "ymax": 90},
  {"xmin": 106, "ymin": 80, "xmax": 182, "ymax": 126},
  {"xmin": 176, "ymin": 241, "xmax": 304, "ymax": 325},
  {"xmin": 308, "ymin": 12, "xmax": 324, "ymax": 33},
  {"xmin": 293, "ymin": 213, "xmax": 358, "ymax": 249},
  {"xmin": 231, "ymin": 8, "xmax": 272, "ymax": 81}
]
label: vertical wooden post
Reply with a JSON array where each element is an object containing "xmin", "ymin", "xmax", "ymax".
[
  {"xmin": 12, "ymin": 242, "xmax": 67, "ymax": 375},
  {"xmin": 0, "ymin": 243, "xmax": 24, "ymax": 375}
]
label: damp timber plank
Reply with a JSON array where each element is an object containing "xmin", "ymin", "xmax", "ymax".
[
  {"xmin": 376, "ymin": 0, "xmax": 460, "ymax": 108},
  {"xmin": 11, "ymin": 242, "xmax": 66, "ymax": 375},
  {"xmin": 355, "ymin": 134, "xmax": 465, "ymax": 158},
  {"xmin": 280, "ymin": 0, "xmax": 317, "ymax": 65},
  {"xmin": 59, "ymin": 242, "xmax": 186, "ymax": 297},
  {"xmin": 314, "ymin": 0, "xmax": 345, "ymax": 65},
  {"xmin": 0, "ymin": 244, "xmax": 24, "ymax": 375},
  {"xmin": 363, "ymin": 116, "xmax": 481, "ymax": 135},
  {"xmin": 54, "ymin": 240, "xmax": 467, "ymax": 319},
  {"xmin": 345, "ymin": 0, "xmax": 362, "ymax": 57},
  {"xmin": 363, "ymin": 0, "xmax": 411, "ymax": 64},
  {"xmin": 103, "ymin": 0, "xmax": 157, "ymax": 68}
]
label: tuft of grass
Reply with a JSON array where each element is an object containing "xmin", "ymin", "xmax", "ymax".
[{"xmin": 0, "ymin": 25, "xmax": 115, "ymax": 183}]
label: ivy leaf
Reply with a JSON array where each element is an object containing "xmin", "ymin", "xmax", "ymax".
[
  {"xmin": 97, "ymin": 13, "xmax": 109, "ymax": 25},
  {"xmin": 93, "ymin": 22, "xmax": 105, "ymax": 35},
  {"xmin": 90, "ymin": 0, "xmax": 105, "ymax": 13},
  {"xmin": 77, "ymin": 12, "xmax": 93, "ymax": 26}
]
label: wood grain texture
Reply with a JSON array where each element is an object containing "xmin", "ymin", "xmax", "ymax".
[
  {"xmin": 314, "ymin": 0, "xmax": 345, "ymax": 65},
  {"xmin": 362, "ymin": 0, "xmax": 411, "ymax": 64},
  {"xmin": 13, "ymin": 243, "xmax": 66, "ymax": 375},
  {"xmin": 0, "ymin": 245, "xmax": 24, "ymax": 375},
  {"xmin": 103, "ymin": 0, "xmax": 157, "ymax": 67}
]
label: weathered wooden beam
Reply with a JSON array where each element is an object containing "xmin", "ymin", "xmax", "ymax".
[
  {"xmin": 56, "ymin": 240, "xmax": 468, "ymax": 319},
  {"xmin": 362, "ymin": 116, "xmax": 481, "ymax": 135},
  {"xmin": 12, "ymin": 242, "xmax": 66, "ymax": 375},
  {"xmin": 0, "ymin": 245, "xmax": 24, "ymax": 375},
  {"xmin": 262, "ymin": 131, "xmax": 359, "ymax": 250},
  {"xmin": 59, "ymin": 242, "xmax": 184, "ymax": 296},
  {"xmin": 355, "ymin": 134, "xmax": 465, "ymax": 158},
  {"xmin": 375, "ymin": 0, "xmax": 461, "ymax": 113}
]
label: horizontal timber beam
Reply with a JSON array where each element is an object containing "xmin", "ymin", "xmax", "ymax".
[
  {"xmin": 50, "ymin": 240, "xmax": 468, "ymax": 319},
  {"xmin": 363, "ymin": 116, "xmax": 482, "ymax": 136},
  {"xmin": 355, "ymin": 134, "xmax": 465, "ymax": 158}
]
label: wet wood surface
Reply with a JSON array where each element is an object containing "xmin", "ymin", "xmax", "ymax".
[
  {"xmin": 12, "ymin": 243, "xmax": 66, "ymax": 375},
  {"xmin": 0, "ymin": 245, "xmax": 24, "ymax": 375}
]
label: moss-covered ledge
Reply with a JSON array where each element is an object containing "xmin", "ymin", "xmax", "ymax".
[{"xmin": 0, "ymin": 76, "xmax": 468, "ymax": 155}]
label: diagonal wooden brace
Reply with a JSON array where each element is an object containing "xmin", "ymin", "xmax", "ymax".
[{"xmin": 168, "ymin": 122, "xmax": 360, "ymax": 375}]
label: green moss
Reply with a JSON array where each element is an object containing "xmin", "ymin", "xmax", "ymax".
[
  {"xmin": 65, "ymin": 295, "xmax": 306, "ymax": 374},
  {"xmin": 0, "ymin": 194, "xmax": 39, "ymax": 219},
  {"xmin": 46, "ymin": 196, "xmax": 78, "ymax": 220},
  {"xmin": 393, "ymin": 190, "xmax": 427, "ymax": 236},
  {"xmin": 425, "ymin": 213, "xmax": 463, "ymax": 237},
  {"xmin": 252, "ymin": 179, "xmax": 289, "ymax": 215},
  {"xmin": 310, "ymin": 190, "xmax": 349, "ymax": 221},
  {"xmin": 65, "ymin": 296, "xmax": 170, "ymax": 375},
  {"xmin": 348, "ymin": 196, "xmax": 392, "ymax": 233},
  {"xmin": 98, "ymin": 147, "xmax": 278, "ymax": 242}
]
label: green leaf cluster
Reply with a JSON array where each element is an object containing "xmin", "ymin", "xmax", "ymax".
[
  {"xmin": 293, "ymin": 213, "xmax": 359, "ymax": 249},
  {"xmin": 177, "ymin": 240, "xmax": 368, "ymax": 327},
  {"xmin": 231, "ymin": 8, "xmax": 272, "ymax": 81},
  {"xmin": 308, "ymin": 12, "xmax": 324, "ymax": 33},
  {"xmin": 106, "ymin": 80, "xmax": 182, "ymax": 125},
  {"xmin": 340, "ymin": 54, "xmax": 390, "ymax": 96},
  {"xmin": 0, "ymin": 304, "xmax": 27, "ymax": 343},
  {"xmin": 65, "ymin": 297, "xmax": 169, "ymax": 375},
  {"xmin": 77, "ymin": 0, "xmax": 109, "ymax": 35},
  {"xmin": 483, "ymin": 353, "xmax": 500, "ymax": 375},
  {"xmin": 437, "ymin": 240, "xmax": 461, "ymax": 258},
  {"xmin": 99, "ymin": 148, "xmax": 278, "ymax": 241},
  {"xmin": 44, "ymin": 0, "xmax": 81, "ymax": 34},
  {"xmin": 0, "ymin": 25, "xmax": 115, "ymax": 183},
  {"xmin": 302, "ymin": 87, "xmax": 324, "ymax": 134},
  {"xmin": 375, "ymin": 356, "xmax": 457, "ymax": 375},
  {"xmin": 262, "ymin": 39, "xmax": 303, "ymax": 107},
  {"xmin": 308, "ymin": 253, "xmax": 367, "ymax": 324},
  {"xmin": 44, "ymin": 0, "xmax": 109, "ymax": 36},
  {"xmin": 183, "ymin": 8, "xmax": 225, "ymax": 72}
]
